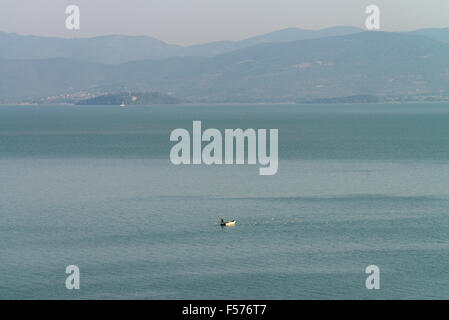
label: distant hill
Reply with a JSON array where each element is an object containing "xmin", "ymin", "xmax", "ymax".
[
  {"xmin": 2, "ymin": 26, "xmax": 449, "ymax": 66},
  {"xmin": 298, "ymin": 95, "xmax": 380, "ymax": 104},
  {"xmin": 0, "ymin": 33, "xmax": 184, "ymax": 64},
  {"xmin": 76, "ymin": 92, "xmax": 181, "ymax": 105},
  {"xmin": 408, "ymin": 27, "xmax": 449, "ymax": 43},
  {"xmin": 0, "ymin": 27, "xmax": 362, "ymax": 64},
  {"xmin": 1, "ymin": 31, "xmax": 449, "ymax": 103},
  {"xmin": 182, "ymin": 26, "xmax": 363, "ymax": 57},
  {"xmin": 0, "ymin": 57, "xmax": 110, "ymax": 101}
]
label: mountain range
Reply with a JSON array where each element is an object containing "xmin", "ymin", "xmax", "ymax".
[
  {"xmin": 0, "ymin": 26, "xmax": 363, "ymax": 64},
  {"xmin": 1, "ymin": 27, "xmax": 449, "ymax": 103}
]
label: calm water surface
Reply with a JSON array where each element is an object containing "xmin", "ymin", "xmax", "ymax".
[{"xmin": 1, "ymin": 103, "xmax": 449, "ymax": 299}]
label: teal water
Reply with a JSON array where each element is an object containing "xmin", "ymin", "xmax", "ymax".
[{"xmin": 1, "ymin": 103, "xmax": 449, "ymax": 299}]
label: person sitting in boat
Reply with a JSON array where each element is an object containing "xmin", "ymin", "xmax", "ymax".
[{"xmin": 220, "ymin": 219, "xmax": 225, "ymax": 226}]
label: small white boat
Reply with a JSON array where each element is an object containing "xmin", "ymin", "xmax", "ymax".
[
  {"xmin": 221, "ymin": 220, "xmax": 236, "ymax": 227},
  {"xmin": 120, "ymin": 102, "xmax": 126, "ymax": 107}
]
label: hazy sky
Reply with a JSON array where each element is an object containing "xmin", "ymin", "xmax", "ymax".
[{"xmin": 1, "ymin": 0, "xmax": 448, "ymax": 45}]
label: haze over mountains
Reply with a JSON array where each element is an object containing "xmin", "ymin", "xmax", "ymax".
[
  {"xmin": 0, "ymin": 26, "xmax": 363, "ymax": 64},
  {"xmin": 1, "ymin": 26, "xmax": 449, "ymax": 104}
]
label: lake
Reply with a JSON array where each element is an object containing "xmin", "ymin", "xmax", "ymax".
[{"xmin": 1, "ymin": 103, "xmax": 449, "ymax": 299}]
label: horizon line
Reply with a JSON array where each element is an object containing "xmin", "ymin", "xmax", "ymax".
[{"xmin": 1, "ymin": 25, "xmax": 449, "ymax": 47}]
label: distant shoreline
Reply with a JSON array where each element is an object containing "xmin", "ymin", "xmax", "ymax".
[{"xmin": 2, "ymin": 100, "xmax": 449, "ymax": 107}]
